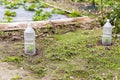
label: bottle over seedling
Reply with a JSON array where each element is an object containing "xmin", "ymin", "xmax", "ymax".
[
  {"xmin": 102, "ymin": 19, "xmax": 113, "ymax": 46},
  {"xmin": 24, "ymin": 23, "xmax": 36, "ymax": 55}
]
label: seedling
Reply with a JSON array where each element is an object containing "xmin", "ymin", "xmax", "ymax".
[
  {"xmin": 26, "ymin": 44, "xmax": 35, "ymax": 53},
  {"xmin": 0, "ymin": 0, "xmax": 3, "ymax": 5},
  {"xmin": 12, "ymin": 75, "xmax": 22, "ymax": 80},
  {"xmin": 3, "ymin": 0, "xmax": 10, "ymax": 5},
  {"xmin": 3, "ymin": 16, "xmax": 13, "ymax": 22},
  {"xmin": 24, "ymin": 3, "xmax": 38, "ymax": 11},
  {"xmin": 52, "ymin": 8, "xmax": 66, "ymax": 15},
  {"xmin": 16, "ymin": 0, "xmax": 26, "ymax": 5},
  {"xmin": 52, "ymin": 8, "xmax": 81, "ymax": 17},
  {"xmin": 103, "ymin": 38, "xmax": 111, "ymax": 45},
  {"xmin": 5, "ymin": 2, "xmax": 19, "ymax": 9},
  {"xmin": 39, "ymin": 2, "xmax": 49, "ymax": 8},
  {"xmin": 105, "ymin": 38, "xmax": 110, "ymax": 43},
  {"xmin": 68, "ymin": 11, "xmax": 82, "ymax": 17},
  {"xmin": 32, "ymin": 9, "xmax": 52, "ymax": 21},
  {"xmin": 4, "ymin": 10, "xmax": 16, "ymax": 17}
]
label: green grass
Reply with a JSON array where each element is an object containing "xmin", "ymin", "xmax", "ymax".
[
  {"xmin": 11, "ymin": 75, "xmax": 22, "ymax": 80},
  {"xmin": 45, "ymin": 29, "xmax": 120, "ymax": 79},
  {"xmin": 46, "ymin": 30, "xmax": 101, "ymax": 60},
  {"xmin": 2, "ymin": 56, "xmax": 23, "ymax": 63},
  {"xmin": 0, "ymin": 29, "xmax": 120, "ymax": 79}
]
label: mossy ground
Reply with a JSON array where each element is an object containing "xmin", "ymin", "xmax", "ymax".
[{"xmin": 0, "ymin": 25, "xmax": 120, "ymax": 80}]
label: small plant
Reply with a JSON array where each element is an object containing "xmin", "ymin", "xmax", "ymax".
[
  {"xmin": 4, "ymin": 10, "xmax": 16, "ymax": 17},
  {"xmin": 0, "ymin": 31, "xmax": 6, "ymax": 37},
  {"xmin": 26, "ymin": 44, "xmax": 34, "ymax": 53},
  {"xmin": 24, "ymin": 3, "xmax": 38, "ymax": 11},
  {"xmin": 52, "ymin": 8, "xmax": 66, "ymax": 15},
  {"xmin": 70, "ymin": 70, "xmax": 89, "ymax": 78},
  {"xmin": 39, "ymin": 2, "xmax": 49, "ymax": 8},
  {"xmin": 32, "ymin": 9, "xmax": 52, "ymax": 21},
  {"xmin": 3, "ymin": 16, "xmax": 13, "ymax": 22},
  {"xmin": 102, "ymin": 38, "xmax": 111, "ymax": 46},
  {"xmin": 12, "ymin": 75, "xmax": 22, "ymax": 80},
  {"xmin": 105, "ymin": 38, "xmax": 110, "ymax": 43},
  {"xmin": 19, "ymin": 0, "xmax": 24, "ymax": 4},
  {"xmin": 2, "ymin": 56, "xmax": 23, "ymax": 63},
  {"xmin": 5, "ymin": 2, "xmax": 19, "ymax": 9},
  {"xmin": 0, "ymin": 0, "xmax": 3, "ymax": 5},
  {"xmin": 29, "ymin": 66, "xmax": 46, "ymax": 77},
  {"xmin": 68, "ymin": 11, "xmax": 82, "ymax": 17},
  {"xmin": 3, "ymin": 0, "xmax": 10, "ymax": 5},
  {"xmin": 3, "ymin": 10, "xmax": 16, "ymax": 22}
]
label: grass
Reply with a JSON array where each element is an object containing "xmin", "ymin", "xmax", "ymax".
[
  {"xmin": 11, "ymin": 75, "xmax": 22, "ymax": 80},
  {"xmin": 0, "ymin": 29, "xmax": 120, "ymax": 79},
  {"xmin": 2, "ymin": 56, "xmax": 23, "ymax": 62},
  {"xmin": 44, "ymin": 29, "xmax": 120, "ymax": 79}
]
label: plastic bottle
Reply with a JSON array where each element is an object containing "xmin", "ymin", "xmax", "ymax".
[
  {"xmin": 102, "ymin": 19, "xmax": 113, "ymax": 46},
  {"xmin": 24, "ymin": 23, "xmax": 36, "ymax": 55}
]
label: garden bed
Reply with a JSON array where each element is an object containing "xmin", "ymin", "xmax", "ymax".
[
  {"xmin": 0, "ymin": 0, "xmax": 92, "ymax": 31},
  {"xmin": 0, "ymin": 1, "xmax": 69, "ymax": 22}
]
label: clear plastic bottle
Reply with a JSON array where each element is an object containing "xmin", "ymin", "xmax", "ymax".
[
  {"xmin": 24, "ymin": 23, "xmax": 36, "ymax": 55},
  {"xmin": 102, "ymin": 19, "xmax": 113, "ymax": 46},
  {"xmin": 102, "ymin": 35, "xmax": 112, "ymax": 46}
]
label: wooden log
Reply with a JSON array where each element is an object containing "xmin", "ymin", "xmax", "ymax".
[{"xmin": 0, "ymin": 16, "xmax": 93, "ymax": 31}]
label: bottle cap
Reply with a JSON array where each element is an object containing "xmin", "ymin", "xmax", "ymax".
[
  {"xmin": 27, "ymin": 23, "xmax": 31, "ymax": 27},
  {"xmin": 107, "ymin": 19, "xmax": 110, "ymax": 22},
  {"xmin": 103, "ymin": 19, "xmax": 112, "ymax": 28},
  {"xmin": 25, "ymin": 23, "xmax": 35, "ymax": 33}
]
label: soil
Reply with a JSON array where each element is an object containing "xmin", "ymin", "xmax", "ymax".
[
  {"xmin": 0, "ymin": 40, "xmax": 49, "ymax": 80},
  {"xmin": 0, "ymin": 62, "xmax": 38, "ymax": 80}
]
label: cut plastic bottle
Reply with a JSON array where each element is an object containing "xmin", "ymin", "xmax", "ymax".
[
  {"xmin": 24, "ymin": 23, "xmax": 36, "ymax": 55},
  {"xmin": 102, "ymin": 19, "xmax": 113, "ymax": 46}
]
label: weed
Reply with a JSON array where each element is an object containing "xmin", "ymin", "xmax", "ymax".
[
  {"xmin": 70, "ymin": 70, "xmax": 89, "ymax": 78},
  {"xmin": 0, "ymin": 31, "xmax": 7, "ymax": 37},
  {"xmin": 44, "ymin": 29, "xmax": 120, "ymax": 79},
  {"xmin": 68, "ymin": 11, "xmax": 82, "ymax": 17},
  {"xmin": 11, "ymin": 75, "xmax": 22, "ymax": 80},
  {"xmin": 52, "ymin": 8, "xmax": 66, "ymax": 15},
  {"xmin": 28, "ymin": 65, "xmax": 46, "ymax": 77},
  {"xmin": 2, "ymin": 56, "xmax": 23, "ymax": 63}
]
